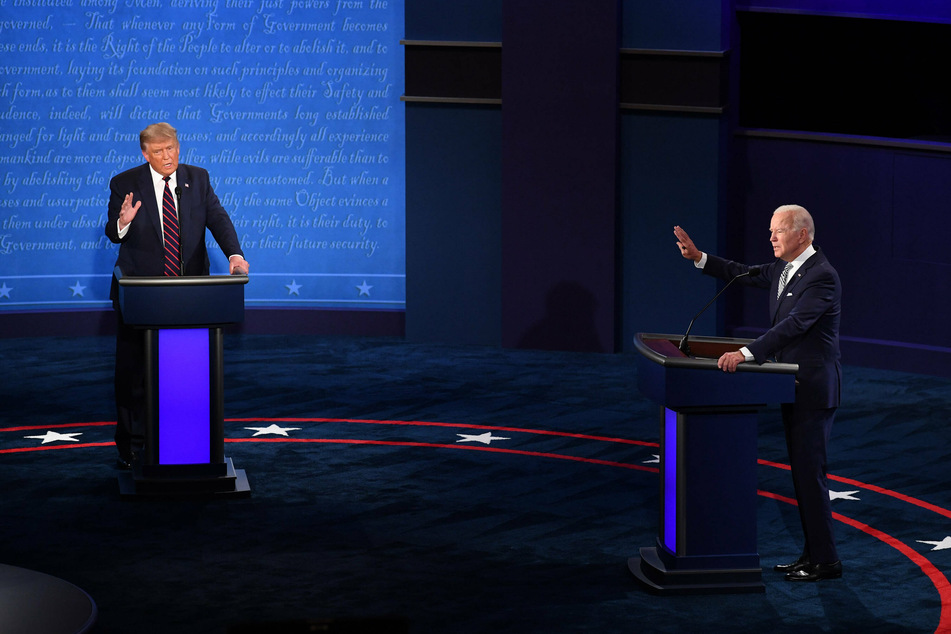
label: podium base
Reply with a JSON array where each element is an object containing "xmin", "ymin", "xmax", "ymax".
[
  {"xmin": 118, "ymin": 457, "xmax": 251, "ymax": 498},
  {"xmin": 629, "ymin": 547, "xmax": 764, "ymax": 595}
]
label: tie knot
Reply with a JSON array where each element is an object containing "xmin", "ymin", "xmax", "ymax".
[{"xmin": 163, "ymin": 176, "xmax": 170, "ymax": 182}]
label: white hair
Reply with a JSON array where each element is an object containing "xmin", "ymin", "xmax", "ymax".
[{"xmin": 773, "ymin": 204, "xmax": 815, "ymax": 241}]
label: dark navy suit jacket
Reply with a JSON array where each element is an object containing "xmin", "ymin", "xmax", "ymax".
[
  {"xmin": 704, "ymin": 248, "xmax": 842, "ymax": 409},
  {"xmin": 105, "ymin": 162, "xmax": 243, "ymax": 298}
]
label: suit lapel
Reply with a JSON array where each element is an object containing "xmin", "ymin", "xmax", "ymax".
[
  {"xmin": 769, "ymin": 260, "xmax": 785, "ymax": 322},
  {"xmin": 176, "ymin": 167, "xmax": 190, "ymax": 256},
  {"xmin": 771, "ymin": 249, "xmax": 823, "ymax": 323},
  {"xmin": 136, "ymin": 165, "xmax": 162, "ymax": 244}
]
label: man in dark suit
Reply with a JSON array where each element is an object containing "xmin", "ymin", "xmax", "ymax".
[
  {"xmin": 673, "ymin": 204, "xmax": 842, "ymax": 582},
  {"xmin": 105, "ymin": 122, "xmax": 250, "ymax": 469}
]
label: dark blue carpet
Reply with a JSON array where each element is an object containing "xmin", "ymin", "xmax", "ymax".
[{"xmin": 1, "ymin": 334, "xmax": 949, "ymax": 633}]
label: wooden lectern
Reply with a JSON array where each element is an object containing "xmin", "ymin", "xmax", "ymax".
[
  {"xmin": 629, "ymin": 333, "xmax": 798, "ymax": 594},
  {"xmin": 115, "ymin": 267, "xmax": 250, "ymax": 498}
]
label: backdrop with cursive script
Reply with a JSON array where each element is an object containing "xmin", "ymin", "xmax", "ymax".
[{"xmin": 0, "ymin": 0, "xmax": 405, "ymax": 312}]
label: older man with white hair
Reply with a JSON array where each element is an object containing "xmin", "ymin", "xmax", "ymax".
[{"xmin": 674, "ymin": 204, "xmax": 842, "ymax": 583}]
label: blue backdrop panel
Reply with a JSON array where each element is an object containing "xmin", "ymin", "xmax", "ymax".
[{"xmin": 0, "ymin": 1, "xmax": 404, "ymax": 313}]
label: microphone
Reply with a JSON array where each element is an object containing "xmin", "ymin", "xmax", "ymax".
[
  {"xmin": 678, "ymin": 267, "xmax": 760, "ymax": 356},
  {"xmin": 174, "ymin": 186, "xmax": 184, "ymax": 276}
]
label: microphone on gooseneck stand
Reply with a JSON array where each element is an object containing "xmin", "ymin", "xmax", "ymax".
[
  {"xmin": 174, "ymin": 186, "xmax": 184, "ymax": 276},
  {"xmin": 678, "ymin": 267, "xmax": 760, "ymax": 356}
]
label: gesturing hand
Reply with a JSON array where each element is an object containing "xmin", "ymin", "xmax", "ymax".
[
  {"xmin": 119, "ymin": 193, "xmax": 141, "ymax": 230},
  {"xmin": 673, "ymin": 225, "xmax": 702, "ymax": 262}
]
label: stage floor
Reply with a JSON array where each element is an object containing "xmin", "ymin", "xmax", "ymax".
[{"xmin": 1, "ymin": 334, "xmax": 949, "ymax": 633}]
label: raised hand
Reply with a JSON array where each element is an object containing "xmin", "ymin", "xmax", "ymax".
[
  {"xmin": 674, "ymin": 225, "xmax": 702, "ymax": 262},
  {"xmin": 119, "ymin": 192, "xmax": 142, "ymax": 230}
]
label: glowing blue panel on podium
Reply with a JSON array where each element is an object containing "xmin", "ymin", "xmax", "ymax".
[
  {"xmin": 663, "ymin": 407, "xmax": 678, "ymax": 554},
  {"xmin": 158, "ymin": 329, "xmax": 210, "ymax": 465}
]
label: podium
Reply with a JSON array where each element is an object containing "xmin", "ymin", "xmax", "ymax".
[
  {"xmin": 115, "ymin": 267, "xmax": 250, "ymax": 498},
  {"xmin": 629, "ymin": 333, "xmax": 798, "ymax": 594}
]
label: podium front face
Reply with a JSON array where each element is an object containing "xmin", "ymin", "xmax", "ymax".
[
  {"xmin": 117, "ymin": 269, "xmax": 248, "ymax": 497},
  {"xmin": 629, "ymin": 334, "xmax": 797, "ymax": 595},
  {"xmin": 658, "ymin": 407, "xmax": 759, "ymax": 563}
]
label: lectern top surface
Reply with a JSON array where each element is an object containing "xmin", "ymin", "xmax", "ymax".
[
  {"xmin": 115, "ymin": 266, "xmax": 248, "ymax": 287},
  {"xmin": 634, "ymin": 333, "xmax": 798, "ymax": 375}
]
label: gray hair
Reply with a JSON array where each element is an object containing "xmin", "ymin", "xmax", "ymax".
[{"xmin": 773, "ymin": 204, "xmax": 815, "ymax": 241}]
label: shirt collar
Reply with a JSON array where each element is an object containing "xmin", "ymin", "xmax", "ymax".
[
  {"xmin": 148, "ymin": 165, "xmax": 176, "ymax": 186},
  {"xmin": 786, "ymin": 244, "xmax": 816, "ymax": 272}
]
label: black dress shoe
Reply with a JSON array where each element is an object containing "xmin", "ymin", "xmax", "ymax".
[
  {"xmin": 774, "ymin": 557, "xmax": 809, "ymax": 573},
  {"xmin": 785, "ymin": 561, "xmax": 842, "ymax": 582}
]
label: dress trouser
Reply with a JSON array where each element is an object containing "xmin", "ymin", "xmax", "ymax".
[
  {"xmin": 781, "ymin": 401, "xmax": 839, "ymax": 564},
  {"xmin": 114, "ymin": 312, "xmax": 145, "ymax": 458}
]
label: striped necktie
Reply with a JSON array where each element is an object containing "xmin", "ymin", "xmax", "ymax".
[
  {"xmin": 162, "ymin": 176, "xmax": 181, "ymax": 276},
  {"xmin": 777, "ymin": 262, "xmax": 792, "ymax": 299}
]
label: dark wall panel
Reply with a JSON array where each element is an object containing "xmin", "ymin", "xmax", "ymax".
[
  {"xmin": 739, "ymin": 12, "xmax": 951, "ymax": 142},
  {"xmin": 405, "ymin": 104, "xmax": 502, "ymax": 346},
  {"xmin": 405, "ymin": 0, "xmax": 502, "ymax": 41},
  {"xmin": 729, "ymin": 135, "xmax": 951, "ymax": 374},
  {"xmin": 404, "ymin": 44, "xmax": 502, "ymax": 102},
  {"xmin": 401, "ymin": 1, "xmax": 504, "ymax": 346},
  {"xmin": 619, "ymin": 112, "xmax": 727, "ymax": 351},
  {"xmin": 501, "ymin": 2, "xmax": 620, "ymax": 352},
  {"xmin": 621, "ymin": 0, "xmax": 730, "ymax": 49},
  {"xmin": 736, "ymin": 0, "xmax": 951, "ymax": 23}
]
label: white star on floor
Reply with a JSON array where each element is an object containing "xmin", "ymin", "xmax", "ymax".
[
  {"xmin": 829, "ymin": 490, "xmax": 860, "ymax": 501},
  {"xmin": 286, "ymin": 280, "xmax": 302, "ymax": 295},
  {"xmin": 69, "ymin": 281, "xmax": 86, "ymax": 297},
  {"xmin": 457, "ymin": 432, "xmax": 510, "ymax": 445},
  {"xmin": 644, "ymin": 454, "xmax": 660, "ymax": 464},
  {"xmin": 0, "ymin": 283, "xmax": 12, "ymax": 299},
  {"xmin": 25, "ymin": 431, "xmax": 83, "ymax": 444},
  {"xmin": 244, "ymin": 424, "xmax": 302, "ymax": 437},
  {"xmin": 356, "ymin": 280, "xmax": 372, "ymax": 297},
  {"xmin": 918, "ymin": 536, "xmax": 951, "ymax": 551}
]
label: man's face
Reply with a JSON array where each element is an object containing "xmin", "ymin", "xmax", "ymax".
[
  {"xmin": 769, "ymin": 211, "xmax": 808, "ymax": 262},
  {"xmin": 142, "ymin": 138, "xmax": 180, "ymax": 177}
]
